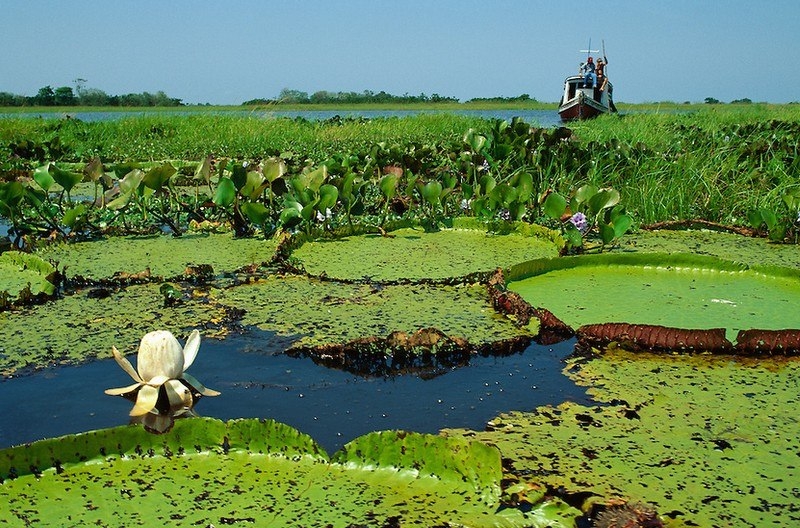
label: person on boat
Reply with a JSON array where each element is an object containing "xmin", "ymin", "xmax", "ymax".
[
  {"xmin": 580, "ymin": 56, "xmax": 596, "ymax": 87},
  {"xmin": 596, "ymin": 56, "xmax": 609, "ymax": 95}
]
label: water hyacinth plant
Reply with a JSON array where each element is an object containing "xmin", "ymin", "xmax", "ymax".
[{"xmin": 105, "ymin": 329, "xmax": 219, "ymax": 433}]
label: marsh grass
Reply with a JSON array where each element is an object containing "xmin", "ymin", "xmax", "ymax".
[{"xmin": 1, "ymin": 105, "xmax": 798, "ymax": 227}]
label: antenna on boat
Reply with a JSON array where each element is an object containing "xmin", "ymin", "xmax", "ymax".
[{"xmin": 580, "ymin": 38, "xmax": 599, "ymax": 61}]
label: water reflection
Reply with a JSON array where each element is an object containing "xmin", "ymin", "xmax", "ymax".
[{"xmin": 0, "ymin": 330, "xmax": 589, "ymax": 453}]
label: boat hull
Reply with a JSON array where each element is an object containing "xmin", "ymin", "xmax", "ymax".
[{"xmin": 558, "ymin": 75, "xmax": 615, "ymax": 121}]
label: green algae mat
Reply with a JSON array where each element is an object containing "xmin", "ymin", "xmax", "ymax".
[
  {"xmin": 35, "ymin": 232, "xmax": 277, "ymax": 280},
  {"xmin": 213, "ymin": 274, "xmax": 533, "ymax": 347},
  {"xmin": 623, "ymin": 229, "xmax": 800, "ymax": 269},
  {"xmin": 444, "ymin": 351, "xmax": 800, "ymax": 527},
  {"xmin": 0, "ymin": 283, "xmax": 231, "ymax": 377},
  {"xmin": 507, "ymin": 253, "xmax": 800, "ymax": 340},
  {"xmin": 290, "ymin": 223, "xmax": 561, "ymax": 281},
  {"xmin": 0, "ymin": 418, "xmax": 580, "ymax": 527}
]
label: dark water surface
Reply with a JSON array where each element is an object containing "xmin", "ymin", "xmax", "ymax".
[
  {"xmin": 0, "ymin": 331, "xmax": 588, "ymax": 453},
  {"xmin": 0, "ymin": 109, "xmax": 563, "ymax": 128}
]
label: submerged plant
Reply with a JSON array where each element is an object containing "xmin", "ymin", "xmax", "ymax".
[{"xmin": 105, "ymin": 329, "xmax": 219, "ymax": 433}]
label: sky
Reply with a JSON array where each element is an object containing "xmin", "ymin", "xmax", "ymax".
[{"xmin": 2, "ymin": 0, "xmax": 798, "ymax": 105}]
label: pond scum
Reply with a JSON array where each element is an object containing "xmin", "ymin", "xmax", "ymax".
[{"xmin": 1, "ymin": 109, "xmax": 799, "ymax": 526}]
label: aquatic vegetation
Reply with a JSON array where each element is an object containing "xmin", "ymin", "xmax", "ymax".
[
  {"xmin": 0, "ymin": 418, "xmax": 581, "ymax": 527},
  {"xmin": 0, "ymin": 251, "xmax": 58, "ymax": 308},
  {"xmin": 213, "ymin": 275, "xmax": 534, "ymax": 349},
  {"xmin": 0, "ymin": 283, "xmax": 233, "ymax": 377},
  {"xmin": 289, "ymin": 220, "xmax": 561, "ymax": 282},
  {"xmin": 444, "ymin": 351, "xmax": 800, "ymax": 526},
  {"xmin": 507, "ymin": 253, "xmax": 800, "ymax": 341},
  {"xmin": 105, "ymin": 330, "xmax": 219, "ymax": 433}
]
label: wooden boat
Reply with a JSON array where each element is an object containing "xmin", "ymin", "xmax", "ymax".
[{"xmin": 558, "ymin": 74, "xmax": 616, "ymax": 120}]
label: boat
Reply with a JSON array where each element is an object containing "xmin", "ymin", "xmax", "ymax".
[
  {"xmin": 558, "ymin": 75, "xmax": 616, "ymax": 120},
  {"xmin": 558, "ymin": 41, "xmax": 617, "ymax": 120}
]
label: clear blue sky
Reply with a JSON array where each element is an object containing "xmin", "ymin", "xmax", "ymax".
[{"xmin": 2, "ymin": 0, "xmax": 797, "ymax": 105}]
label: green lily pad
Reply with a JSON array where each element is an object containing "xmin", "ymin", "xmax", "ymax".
[
  {"xmin": 507, "ymin": 253, "xmax": 800, "ymax": 340},
  {"xmin": 0, "ymin": 283, "xmax": 230, "ymax": 377},
  {"xmin": 445, "ymin": 352, "xmax": 800, "ymax": 527},
  {"xmin": 290, "ymin": 220, "xmax": 561, "ymax": 282},
  {"xmin": 0, "ymin": 251, "xmax": 57, "ymax": 301},
  {"xmin": 0, "ymin": 418, "xmax": 580, "ymax": 527},
  {"xmin": 36, "ymin": 232, "xmax": 276, "ymax": 281},
  {"xmin": 621, "ymin": 229, "xmax": 800, "ymax": 269},
  {"xmin": 213, "ymin": 274, "xmax": 534, "ymax": 348}
]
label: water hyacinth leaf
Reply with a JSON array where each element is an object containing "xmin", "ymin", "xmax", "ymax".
[
  {"xmin": 479, "ymin": 174, "xmax": 496, "ymax": 195},
  {"xmin": 0, "ymin": 419, "xmax": 576, "ymax": 527},
  {"xmin": 33, "ymin": 163, "xmax": 55, "ymax": 192},
  {"xmin": 489, "ymin": 183, "xmax": 518, "ymax": 208},
  {"xmin": 379, "ymin": 173, "xmax": 399, "ymax": 201},
  {"xmin": 318, "ymin": 183, "xmax": 338, "ymax": 211},
  {"xmin": 512, "ymin": 171, "xmax": 534, "ymax": 202},
  {"xmin": 586, "ymin": 188, "xmax": 620, "ymax": 217},
  {"xmin": 262, "ymin": 157, "xmax": 287, "ymax": 183},
  {"xmin": 279, "ymin": 204, "xmax": 302, "ymax": 228},
  {"xmin": 50, "ymin": 164, "xmax": 84, "ymax": 193},
  {"xmin": 239, "ymin": 170, "xmax": 266, "ymax": 200},
  {"xmin": 194, "ymin": 155, "xmax": 212, "ymax": 184},
  {"xmin": 572, "ymin": 184, "xmax": 597, "ymax": 207},
  {"xmin": 542, "ymin": 192, "xmax": 567, "ymax": 220},
  {"xmin": 241, "ymin": 201, "xmax": 270, "ymax": 226},
  {"xmin": 62, "ymin": 203, "xmax": 87, "ymax": 228},
  {"xmin": 230, "ymin": 162, "xmax": 248, "ymax": 191},
  {"xmin": 612, "ymin": 212, "xmax": 633, "ymax": 238},
  {"xmin": 599, "ymin": 222, "xmax": 616, "ymax": 245},
  {"xmin": 213, "ymin": 176, "xmax": 236, "ymax": 207},
  {"xmin": 118, "ymin": 168, "xmax": 145, "ymax": 195},
  {"xmin": 142, "ymin": 162, "xmax": 176, "ymax": 191},
  {"xmin": 421, "ymin": 180, "xmax": 443, "ymax": 206},
  {"xmin": 83, "ymin": 157, "xmax": 105, "ymax": 183},
  {"xmin": 0, "ymin": 181, "xmax": 25, "ymax": 215}
]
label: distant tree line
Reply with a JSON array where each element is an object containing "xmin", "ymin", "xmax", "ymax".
[
  {"xmin": 464, "ymin": 94, "xmax": 535, "ymax": 104},
  {"xmin": 242, "ymin": 88, "xmax": 460, "ymax": 106},
  {"xmin": 0, "ymin": 81, "xmax": 183, "ymax": 107}
]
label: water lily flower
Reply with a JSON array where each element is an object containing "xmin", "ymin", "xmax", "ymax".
[{"xmin": 105, "ymin": 330, "xmax": 219, "ymax": 429}]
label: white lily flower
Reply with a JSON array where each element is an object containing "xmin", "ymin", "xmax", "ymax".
[{"xmin": 105, "ymin": 330, "xmax": 219, "ymax": 430}]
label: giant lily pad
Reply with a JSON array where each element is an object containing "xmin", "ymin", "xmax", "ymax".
[
  {"xmin": 507, "ymin": 253, "xmax": 800, "ymax": 340},
  {"xmin": 0, "ymin": 283, "xmax": 231, "ymax": 377},
  {"xmin": 290, "ymin": 220, "xmax": 561, "ymax": 282},
  {"xmin": 213, "ymin": 274, "xmax": 534, "ymax": 348},
  {"xmin": 445, "ymin": 351, "xmax": 800, "ymax": 527},
  {"xmin": 36, "ymin": 232, "xmax": 276, "ymax": 281},
  {"xmin": 0, "ymin": 418, "xmax": 580, "ymax": 527},
  {"xmin": 622, "ymin": 228, "xmax": 800, "ymax": 269}
]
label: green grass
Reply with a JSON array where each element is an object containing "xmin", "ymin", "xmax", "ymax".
[{"xmin": 1, "ymin": 104, "xmax": 799, "ymax": 227}]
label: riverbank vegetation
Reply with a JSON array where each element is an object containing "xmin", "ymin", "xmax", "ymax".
[{"xmin": 0, "ymin": 104, "xmax": 798, "ymax": 244}]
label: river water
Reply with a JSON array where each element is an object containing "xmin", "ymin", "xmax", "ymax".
[
  {"xmin": 0, "ymin": 108, "xmax": 564, "ymax": 128},
  {"xmin": 0, "ymin": 331, "xmax": 588, "ymax": 453}
]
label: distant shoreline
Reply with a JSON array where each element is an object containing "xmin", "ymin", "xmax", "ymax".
[{"xmin": 0, "ymin": 101, "xmax": 777, "ymax": 115}]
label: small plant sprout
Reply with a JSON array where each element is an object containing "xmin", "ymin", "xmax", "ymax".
[{"xmin": 105, "ymin": 330, "xmax": 219, "ymax": 433}]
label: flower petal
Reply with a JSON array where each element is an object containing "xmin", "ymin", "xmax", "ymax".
[
  {"xmin": 129, "ymin": 384, "xmax": 160, "ymax": 416},
  {"xmin": 139, "ymin": 412, "xmax": 174, "ymax": 434},
  {"xmin": 182, "ymin": 372, "xmax": 221, "ymax": 397},
  {"xmin": 182, "ymin": 329, "xmax": 201, "ymax": 371},
  {"xmin": 104, "ymin": 382, "xmax": 143, "ymax": 396},
  {"xmin": 111, "ymin": 346, "xmax": 143, "ymax": 383},
  {"xmin": 136, "ymin": 330, "xmax": 185, "ymax": 381},
  {"xmin": 164, "ymin": 379, "xmax": 192, "ymax": 411},
  {"xmin": 145, "ymin": 374, "xmax": 170, "ymax": 387}
]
